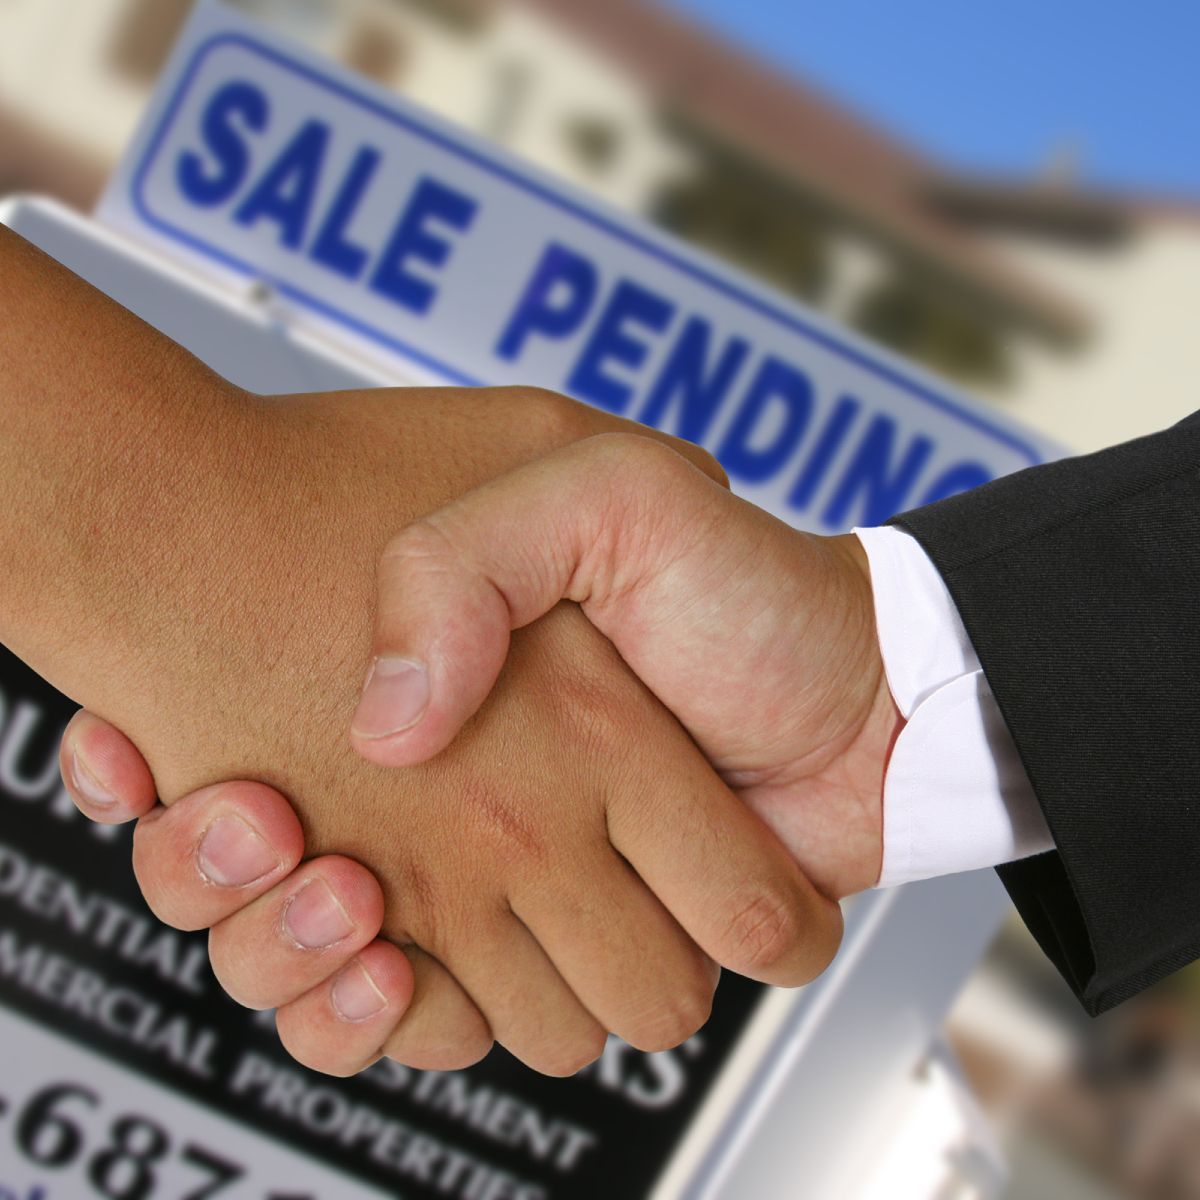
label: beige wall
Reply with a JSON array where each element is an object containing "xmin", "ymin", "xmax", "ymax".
[
  {"xmin": 980, "ymin": 221, "xmax": 1200, "ymax": 453},
  {"xmin": 0, "ymin": 0, "xmax": 153, "ymax": 163}
]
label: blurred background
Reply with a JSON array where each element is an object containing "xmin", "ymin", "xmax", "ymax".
[{"xmin": 3, "ymin": 1, "xmax": 1199, "ymax": 1196}]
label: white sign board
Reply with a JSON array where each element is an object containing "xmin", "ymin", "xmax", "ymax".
[{"xmin": 98, "ymin": 2, "xmax": 1060, "ymax": 535}]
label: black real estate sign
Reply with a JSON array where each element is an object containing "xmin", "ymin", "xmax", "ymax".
[{"xmin": 0, "ymin": 649, "xmax": 765, "ymax": 1199}]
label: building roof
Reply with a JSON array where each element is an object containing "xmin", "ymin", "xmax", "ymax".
[
  {"xmin": 514, "ymin": 0, "xmax": 1089, "ymax": 343},
  {"xmin": 927, "ymin": 174, "xmax": 1200, "ymax": 239}
]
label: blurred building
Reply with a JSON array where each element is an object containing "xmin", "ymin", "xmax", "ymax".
[
  {"xmin": 5, "ymin": 3, "xmax": 1200, "ymax": 1196},
  {"xmin": 2, "ymin": 0, "xmax": 1200, "ymax": 453}
]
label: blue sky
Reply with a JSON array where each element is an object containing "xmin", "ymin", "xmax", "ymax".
[{"xmin": 667, "ymin": 0, "xmax": 1200, "ymax": 199}]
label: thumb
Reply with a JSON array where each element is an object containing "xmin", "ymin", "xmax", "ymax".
[{"xmin": 349, "ymin": 433, "xmax": 707, "ymax": 767}]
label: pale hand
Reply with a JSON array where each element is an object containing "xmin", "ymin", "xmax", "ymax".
[
  {"xmin": 351, "ymin": 433, "xmax": 904, "ymax": 900},
  {"xmin": 38, "ymin": 390, "xmax": 842, "ymax": 1075}
]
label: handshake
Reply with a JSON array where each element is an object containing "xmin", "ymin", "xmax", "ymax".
[
  {"xmin": 4, "ymin": 226, "xmax": 900, "ymax": 1079},
  {"xmin": 17, "ymin": 217, "xmax": 1193, "ymax": 1080},
  {"xmin": 53, "ymin": 383, "xmax": 898, "ymax": 1080}
]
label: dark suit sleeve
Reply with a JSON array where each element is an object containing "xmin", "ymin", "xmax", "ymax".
[{"xmin": 890, "ymin": 411, "xmax": 1200, "ymax": 1015}]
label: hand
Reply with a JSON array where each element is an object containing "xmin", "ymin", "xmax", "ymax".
[
  {"xmin": 43, "ymin": 388, "xmax": 841, "ymax": 1077},
  {"xmin": 61, "ymin": 710, "xmax": 415, "ymax": 1076},
  {"xmin": 346, "ymin": 432, "xmax": 904, "ymax": 900}
]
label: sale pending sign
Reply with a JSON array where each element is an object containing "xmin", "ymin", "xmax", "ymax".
[{"xmin": 99, "ymin": 0, "xmax": 1059, "ymax": 531}]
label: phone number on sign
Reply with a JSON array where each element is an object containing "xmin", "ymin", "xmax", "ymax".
[{"xmin": 0, "ymin": 1082, "xmax": 315, "ymax": 1200}]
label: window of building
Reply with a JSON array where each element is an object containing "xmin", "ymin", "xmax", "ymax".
[
  {"xmin": 392, "ymin": 0, "xmax": 486, "ymax": 35},
  {"xmin": 564, "ymin": 114, "xmax": 621, "ymax": 174},
  {"xmin": 343, "ymin": 19, "xmax": 406, "ymax": 84},
  {"xmin": 852, "ymin": 277, "xmax": 1012, "ymax": 388},
  {"xmin": 654, "ymin": 158, "xmax": 830, "ymax": 303},
  {"xmin": 483, "ymin": 59, "xmax": 531, "ymax": 144},
  {"xmin": 108, "ymin": 0, "xmax": 195, "ymax": 83}
]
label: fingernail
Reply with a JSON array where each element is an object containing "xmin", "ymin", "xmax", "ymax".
[
  {"xmin": 197, "ymin": 814, "xmax": 281, "ymax": 887},
  {"xmin": 331, "ymin": 960, "xmax": 388, "ymax": 1021},
  {"xmin": 284, "ymin": 879, "xmax": 354, "ymax": 949},
  {"xmin": 351, "ymin": 656, "xmax": 429, "ymax": 739},
  {"xmin": 67, "ymin": 745, "xmax": 118, "ymax": 810}
]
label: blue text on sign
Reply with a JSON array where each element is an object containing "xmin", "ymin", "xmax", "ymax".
[{"xmin": 112, "ymin": 26, "xmax": 1054, "ymax": 533}]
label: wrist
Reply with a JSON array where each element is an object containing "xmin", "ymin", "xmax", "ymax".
[
  {"xmin": 746, "ymin": 530, "xmax": 897, "ymax": 898},
  {"xmin": 828, "ymin": 532, "xmax": 903, "ymax": 889},
  {"xmin": 3, "ymin": 373, "xmax": 275, "ymax": 712},
  {"xmin": 0, "ymin": 226, "xmax": 280, "ymax": 704}
]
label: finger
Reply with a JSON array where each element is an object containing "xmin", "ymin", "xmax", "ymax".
[
  {"xmin": 515, "ymin": 850, "xmax": 720, "ymax": 1052},
  {"xmin": 437, "ymin": 918, "xmax": 607, "ymax": 1077},
  {"xmin": 380, "ymin": 947, "xmax": 494, "ymax": 1071},
  {"xmin": 665, "ymin": 435, "xmax": 729, "ymax": 488},
  {"xmin": 484, "ymin": 385, "xmax": 730, "ymax": 488},
  {"xmin": 608, "ymin": 754, "xmax": 843, "ymax": 989},
  {"xmin": 207, "ymin": 857, "xmax": 383, "ymax": 1009},
  {"xmin": 60, "ymin": 708, "xmax": 159, "ymax": 824},
  {"xmin": 131, "ymin": 781, "xmax": 303, "ymax": 930},
  {"xmin": 602, "ymin": 413, "xmax": 729, "ymax": 488},
  {"xmin": 275, "ymin": 939, "xmax": 415, "ymax": 1077},
  {"xmin": 350, "ymin": 433, "xmax": 700, "ymax": 767}
]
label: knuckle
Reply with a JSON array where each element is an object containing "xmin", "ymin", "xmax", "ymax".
[
  {"xmin": 587, "ymin": 433, "xmax": 697, "ymax": 504},
  {"xmin": 394, "ymin": 855, "xmax": 441, "ymax": 934},
  {"xmin": 395, "ymin": 865, "xmax": 507, "ymax": 976},
  {"xmin": 689, "ymin": 444, "xmax": 730, "ymax": 488},
  {"xmin": 457, "ymin": 775, "xmax": 548, "ymax": 867},
  {"xmin": 531, "ymin": 1027, "xmax": 608, "ymax": 1078},
  {"xmin": 513, "ymin": 386, "xmax": 595, "ymax": 447},
  {"xmin": 597, "ymin": 428, "xmax": 726, "ymax": 488},
  {"xmin": 276, "ymin": 1021, "xmax": 369, "ymax": 1079},
  {"xmin": 537, "ymin": 628, "xmax": 642, "ymax": 763},
  {"xmin": 441, "ymin": 1027, "xmax": 496, "ymax": 1070},
  {"xmin": 379, "ymin": 518, "xmax": 453, "ymax": 574},
  {"xmin": 725, "ymin": 887, "xmax": 800, "ymax": 979},
  {"xmin": 670, "ymin": 979, "xmax": 717, "ymax": 1042},
  {"xmin": 561, "ymin": 677, "xmax": 631, "ymax": 764},
  {"xmin": 387, "ymin": 1027, "xmax": 494, "ymax": 1072},
  {"xmin": 555, "ymin": 684, "xmax": 647, "ymax": 808},
  {"xmin": 625, "ymin": 971, "xmax": 715, "ymax": 1052},
  {"xmin": 591, "ymin": 430, "xmax": 675, "ymax": 469}
]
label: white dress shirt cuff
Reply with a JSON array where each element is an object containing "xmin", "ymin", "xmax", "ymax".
[{"xmin": 853, "ymin": 525, "xmax": 1054, "ymax": 888}]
